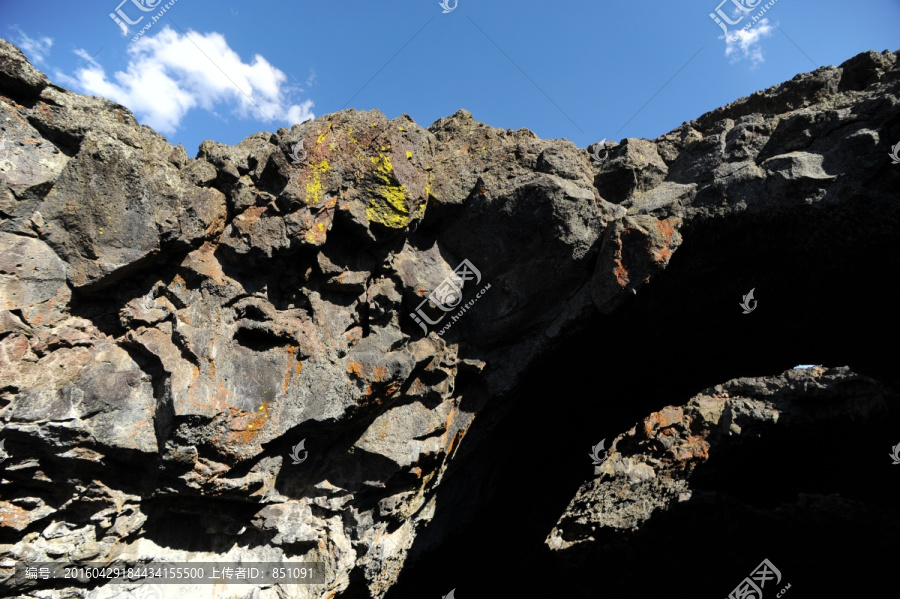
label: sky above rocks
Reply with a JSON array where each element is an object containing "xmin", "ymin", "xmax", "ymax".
[{"xmin": 2, "ymin": 0, "xmax": 897, "ymax": 155}]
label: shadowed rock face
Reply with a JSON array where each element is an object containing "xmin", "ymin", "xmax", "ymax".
[
  {"xmin": 544, "ymin": 367, "xmax": 900, "ymax": 595},
  {"xmin": 1, "ymin": 36, "xmax": 899, "ymax": 598}
]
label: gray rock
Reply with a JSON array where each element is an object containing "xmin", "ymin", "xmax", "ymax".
[{"xmin": 1, "ymin": 35, "xmax": 899, "ymax": 599}]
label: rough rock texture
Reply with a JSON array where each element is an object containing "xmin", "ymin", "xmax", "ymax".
[
  {"xmin": 1, "ymin": 36, "xmax": 899, "ymax": 598},
  {"xmin": 549, "ymin": 365, "xmax": 897, "ymax": 543},
  {"xmin": 544, "ymin": 366, "xmax": 900, "ymax": 596}
]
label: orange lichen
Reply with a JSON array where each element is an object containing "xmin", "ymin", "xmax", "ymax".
[
  {"xmin": 372, "ymin": 365, "xmax": 389, "ymax": 382},
  {"xmin": 652, "ymin": 218, "xmax": 678, "ymax": 263},
  {"xmin": 671, "ymin": 435, "xmax": 710, "ymax": 462},
  {"xmin": 0, "ymin": 502, "xmax": 31, "ymax": 531},
  {"xmin": 227, "ymin": 403, "xmax": 270, "ymax": 444},
  {"xmin": 214, "ymin": 381, "xmax": 230, "ymax": 403},
  {"xmin": 656, "ymin": 218, "xmax": 676, "ymax": 240},
  {"xmin": 613, "ymin": 256, "xmax": 629, "ymax": 287},
  {"xmin": 654, "ymin": 246, "xmax": 673, "ymax": 262},
  {"xmin": 348, "ymin": 361, "xmax": 364, "ymax": 378},
  {"xmin": 644, "ymin": 406, "xmax": 683, "ymax": 435}
]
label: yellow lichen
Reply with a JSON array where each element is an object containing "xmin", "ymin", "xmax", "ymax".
[
  {"xmin": 317, "ymin": 123, "xmax": 332, "ymax": 145},
  {"xmin": 424, "ymin": 171, "xmax": 434, "ymax": 199},
  {"xmin": 366, "ymin": 154, "xmax": 412, "ymax": 228},
  {"xmin": 416, "ymin": 172, "xmax": 434, "ymax": 219},
  {"xmin": 346, "ymin": 126, "xmax": 360, "ymax": 146},
  {"xmin": 305, "ymin": 160, "xmax": 331, "ymax": 205}
]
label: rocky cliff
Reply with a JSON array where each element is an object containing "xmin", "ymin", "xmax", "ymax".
[{"xmin": 1, "ymin": 38, "xmax": 898, "ymax": 598}]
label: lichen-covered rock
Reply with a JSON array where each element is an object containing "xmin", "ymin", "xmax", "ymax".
[{"xmin": 1, "ymin": 35, "xmax": 899, "ymax": 599}]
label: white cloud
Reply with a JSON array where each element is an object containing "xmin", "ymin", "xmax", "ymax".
[
  {"xmin": 10, "ymin": 27, "xmax": 53, "ymax": 64},
  {"xmin": 70, "ymin": 26, "xmax": 314, "ymax": 135},
  {"xmin": 722, "ymin": 19, "xmax": 774, "ymax": 66}
]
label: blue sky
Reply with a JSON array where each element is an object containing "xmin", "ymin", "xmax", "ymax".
[{"xmin": 2, "ymin": 0, "xmax": 898, "ymax": 156}]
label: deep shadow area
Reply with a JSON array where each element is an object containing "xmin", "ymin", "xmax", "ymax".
[
  {"xmin": 140, "ymin": 494, "xmax": 272, "ymax": 553},
  {"xmin": 543, "ymin": 398, "xmax": 900, "ymax": 598},
  {"xmin": 386, "ymin": 201, "xmax": 900, "ymax": 598}
]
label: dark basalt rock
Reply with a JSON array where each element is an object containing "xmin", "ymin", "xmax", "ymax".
[
  {"xmin": 1, "ymin": 36, "xmax": 898, "ymax": 598},
  {"xmin": 545, "ymin": 366, "xmax": 899, "ymax": 596}
]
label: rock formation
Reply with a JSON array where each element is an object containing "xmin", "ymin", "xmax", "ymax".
[{"xmin": 1, "ymin": 37, "xmax": 898, "ymax": 598}]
